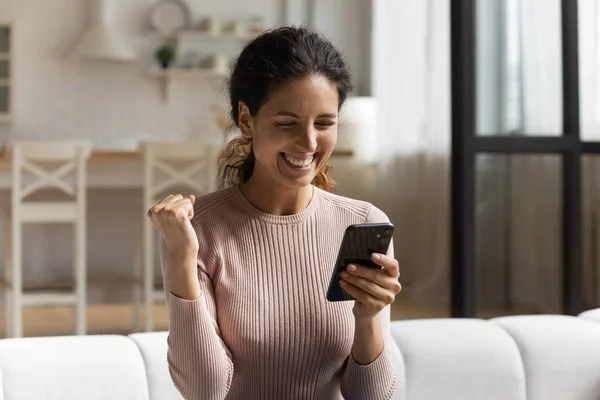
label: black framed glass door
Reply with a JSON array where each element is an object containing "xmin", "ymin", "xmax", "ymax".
[{"xmin": 450, "ymin": 0, "xmax": 585, "ymax": 317}]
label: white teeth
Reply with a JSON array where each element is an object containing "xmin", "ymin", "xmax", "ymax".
[{"xmin": 284, "ymin": 154, "xmax": 313, "ymax": 168}]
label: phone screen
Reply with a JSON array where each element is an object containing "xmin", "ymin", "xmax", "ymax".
[{"xmin": 326, "ymin": 223, "xmax": 394, "ymax": 302}]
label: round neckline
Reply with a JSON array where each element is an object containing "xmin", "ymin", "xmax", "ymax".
[{"xmin": 230, "ymin": 184, "xmax": 321, "ymax": 225}]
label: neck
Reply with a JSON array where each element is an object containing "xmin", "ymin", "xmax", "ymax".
[{"xmin": 239, "ymin": 177, "xmax": 314, "ymax": 216}]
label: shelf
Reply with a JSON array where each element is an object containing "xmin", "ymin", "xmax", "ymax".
[
  {"xmin": 143, "ymin": 24, "xmax": 264, "ymax": 102},
  {"xmin": 147, "ymin": 29, "xmax": 259, "ymax": 43},
  {"xmin": 146, "ymin": 67, "xmax": 227, "ymax": 103},
  {"xmin": 176, "ymin": 30, "xmax": 258, "ymax": 42},
  {"xmin": 147, "ymin": 67, "xmax": 227, "ymax": 79}
]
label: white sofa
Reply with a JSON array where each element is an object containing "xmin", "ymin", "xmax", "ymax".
[{"xmin": 0, "ymin": 310, "xmax": 599, "ymax": 400}]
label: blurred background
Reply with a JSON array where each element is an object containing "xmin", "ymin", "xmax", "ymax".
[{"xmin": 0, "ymin": 0, "xmax": 597, "ymax": 337}]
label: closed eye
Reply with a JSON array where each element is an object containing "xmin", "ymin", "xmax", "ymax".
[
  {"xmin": 316, "ymin": 122, "xmax": 336, "ymax": 129},
  {"xmin": 276, "ymin": 122, "xmax": 297, "ymax": 128}
]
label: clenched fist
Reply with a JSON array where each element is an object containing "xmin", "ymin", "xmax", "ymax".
[{"xmin": 147, "ymin": 194, "xmax": 199, "ymax": 268}]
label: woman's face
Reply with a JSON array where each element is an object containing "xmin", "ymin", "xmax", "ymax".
[{"xmin": 239, "ymin": 75, "xmax": 339, "ymax": 190}]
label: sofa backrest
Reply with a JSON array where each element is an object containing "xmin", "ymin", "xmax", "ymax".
[
  {"xmin": 128, "ymin": 332, "xmax": 182, "ymax": 400},
  {"xmin": 389, "ymin": 314, "xmax": 600, "ymax": 400},
  {"xmin": 390, "ymin": 318, "xmax": 526, "ymax": 400},
  {"xmin": 0, "ymin": 312, "xmax": 599, "ymax": 400},
  {"xmin": 492, "ymin": 315, "xmax": 600, "ymax": 400},
  {"xmin": 0, "ymin": 335, "xmax": 149, "ymax": 400}
]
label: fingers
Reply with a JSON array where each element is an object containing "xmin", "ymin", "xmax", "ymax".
[
  {"xmin": 340, "ymin": 271, "xmax": 392, "ymax": 302},
  {"xmin": 344, "ymin": 263, "xmax": 401, "ymax": 289},
  {"xmin": 148, "ymin": 194, "xmax": 181, "ymax": 216},
  {"xmin": 339, "ymin": 280, "xmax": 389, "ymax": 312},
  {"xmin": 147, "ymin": 194, "xmax": 195, "ymax": 219},
  {"xmin": 344, "ymin": 264, "xmax": 389, "ymax": 287},
  {"xmin": 165, "ymin": 198, "xmax": 195, "ymax": 220},
  {"xmin": 341, "ymin": 260, "xmax": 403, "ymax": 313},
  {"xmin": 370, "ymin": 253, "xmax": 400, "ymax": 278},
  {"xmin": 162, "ymin": 194, "xmax": 184, "ymax": 206}
]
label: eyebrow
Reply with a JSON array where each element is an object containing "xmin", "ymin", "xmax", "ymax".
[{"xmin": 274, "ymin": 111, "xmax": 337, "ymax": 118}]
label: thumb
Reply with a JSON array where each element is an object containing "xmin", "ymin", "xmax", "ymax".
[{"xmin": 187, "ymin": 195, "xmax": 195, "ymax": 220}]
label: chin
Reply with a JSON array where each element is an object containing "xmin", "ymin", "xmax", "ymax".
[{"xmin": 286, "ymin": 176, "xmax": 316, "ymax": 189}]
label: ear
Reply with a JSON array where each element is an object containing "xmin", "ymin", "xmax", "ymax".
[{"xmin": 238, "ymin": 101, "xmax": 253, "ymax": 139}]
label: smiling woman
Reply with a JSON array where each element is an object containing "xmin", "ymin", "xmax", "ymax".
[
  {"xmin": 147, "ymin": 26, "xmax": 401, "ymax": 400},
  {"xmin": 218, "ymin": 26, "xmax": 352, "ymax": 194},
  {"xmin": 236, "ymin": 75, "xmax": 340, "ymax": 197}
]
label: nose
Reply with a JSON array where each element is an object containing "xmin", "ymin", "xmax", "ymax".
[{"xmin": 298, "ymin": 124, "xmax": 318, "ymax": 152}]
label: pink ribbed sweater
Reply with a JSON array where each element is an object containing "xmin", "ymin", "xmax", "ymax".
[{"xmin": 160, "ymin": 185, "xmax": 397, "ymax": 400}]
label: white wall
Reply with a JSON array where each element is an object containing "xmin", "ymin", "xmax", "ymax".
[
  {"xmin": 312, "ymin": 0, "xmax": 372, "ymax": 95},
  {"xmin": 0, "ymin": 0, "xmax": 370, "ymax": 145},
  {"xmin": 0, "ymin": 0, "xmax": 372, "ymax": 305},
  {"xmin": 0, "ymin": 0, "xmax": 283, "ymax": 143}
]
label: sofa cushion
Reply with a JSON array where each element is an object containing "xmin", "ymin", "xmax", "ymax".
[
  {"xmin": 0, "ymin": 335, "xmax": 149, "ymax": 400},
  {"xmin": 492, "ymin": 315, "xmax": 600, "ymax": 400},
  {"xmin": 386, "ymin": 337, "xmax": 407, "ymax": 400},
  {"xmin": 579, "ymin": 308, "xmax": 600, "ymax": 324},
  {"xmin": 390, "ymin": 318, "xmax": 526, "ymax": 400},
  {"xmin": 129, "ymin": 332, "xmax": 183, "ymax": 400}
]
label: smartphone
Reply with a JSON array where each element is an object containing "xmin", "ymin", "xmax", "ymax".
[{"xmin": 326, "ymin": 222, "xmax": 394, "ymax": 302}]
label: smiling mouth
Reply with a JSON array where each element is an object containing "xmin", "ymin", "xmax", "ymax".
[{"xmin": 280, "ymin": 152, "xmax": 315, "ymax": 169}]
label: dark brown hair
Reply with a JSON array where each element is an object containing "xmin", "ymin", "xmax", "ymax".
[{"xmin": 218, "ymin": 26, "xmax": 353, "ymax": 192}]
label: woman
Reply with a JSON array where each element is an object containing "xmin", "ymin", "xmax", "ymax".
[{"xmin": 148, "ymin": 26, "xmax": 402, "ymax": 400}]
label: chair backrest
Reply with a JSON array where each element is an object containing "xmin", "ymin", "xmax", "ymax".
[
  {"xmin": 8, "ymin": 141, "xmax": 91, "ymax": 201},
  {"xmin": 142, "ymin": 142, "xmax": 219, "ymax": 206}
]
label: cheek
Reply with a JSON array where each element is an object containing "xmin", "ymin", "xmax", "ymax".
[
  {"xmin": 252, "ymin": 129, "xmax": 284, "ymax": 161},
  {"xmin": 321, "ymin": 130, "xmax": 338, "ymax": 152}
]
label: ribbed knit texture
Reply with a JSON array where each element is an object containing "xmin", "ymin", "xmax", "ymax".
[{"xmin": 160, "ymin": 185, "xmax": 397, "ymax": 400}]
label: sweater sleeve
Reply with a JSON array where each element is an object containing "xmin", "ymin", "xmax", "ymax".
[
  {"xmin": 160, "ymin": 238, "xmax": 234, "ymax": 400},
  {"xmin": 340, "ymin": 204, "xmax": 398, "ymax": 400}
]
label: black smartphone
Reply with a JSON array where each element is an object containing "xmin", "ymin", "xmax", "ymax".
[{"xmin": 326, "ymin": 222, "xmax": 394, "ymax": 302}]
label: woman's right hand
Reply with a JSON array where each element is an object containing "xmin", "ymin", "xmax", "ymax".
[{"xmin": 147, "ymin": 194, "xmax": 199, "ymax": 267}]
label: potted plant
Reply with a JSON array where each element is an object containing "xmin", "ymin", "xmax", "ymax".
[{"xmin": 155, "ymin": 43, "xmax": 175, "ymax": 69}]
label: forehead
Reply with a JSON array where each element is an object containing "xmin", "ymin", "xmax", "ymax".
[{"xmin": 260, "ymin": 75, "xmax": 339, "ymax": 115}]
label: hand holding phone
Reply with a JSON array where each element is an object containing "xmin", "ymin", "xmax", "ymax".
[{"xmin": 326, "ymin": 223, "xmax": 394, "ymax": 302}]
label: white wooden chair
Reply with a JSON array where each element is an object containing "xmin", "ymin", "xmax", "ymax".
[
  {"xmin": 134, "ymin": 142, "xmax": 219, "ymax": 332},
  {"xmin": 3, "ymin": 141, "xmax": 91, "ymax": 338}
]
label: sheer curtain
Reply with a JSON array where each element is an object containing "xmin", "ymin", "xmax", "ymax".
[{"xmin": 372, "ymin": 0, "xmax": 451, "ymax": 305}]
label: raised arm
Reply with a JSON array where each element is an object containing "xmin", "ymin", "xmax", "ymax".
[
  {"xmin": 149, "ymin": 194, "xmax": 234, "ymax": 400},
  {"xmin": 160, "ymin": 239, "xmax": 234, "ymax": 400}
]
